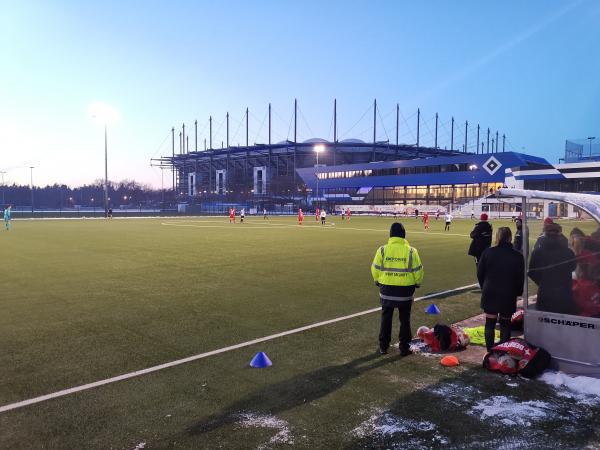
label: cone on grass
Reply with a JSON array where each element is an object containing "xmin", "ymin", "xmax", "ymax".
[
  {"xmin": 250, "ymin": 351, "xmax": 272, "ymax": 368},
  {"xmin": 426, "ymin": 303, "xmax": 441, "ymax": 315}
]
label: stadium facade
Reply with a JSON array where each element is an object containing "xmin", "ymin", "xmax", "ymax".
[{"xmin": 154, "ymin": 101, "xmax": 598, "ymax": 214}]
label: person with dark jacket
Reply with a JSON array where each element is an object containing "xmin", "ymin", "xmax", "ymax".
[
  {"xmin": 468, "ymin": 213, "xmax": 493, "ymax": 263},
  {"xmin": 513, "ymin": 218, "xmax": 523, "ymax": 253},
  {"xmin": 529, "ymin": 220, "xmax": 576, "ymax": 314},
  {"xmin": 533, "ymin": 218, "xmax": 568, "ymax": 251},
  {"xmin": 477, "ymin": 227, "xmax": 525, "ymax": 350}
]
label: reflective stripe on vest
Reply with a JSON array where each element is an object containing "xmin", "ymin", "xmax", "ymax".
[
  {"xmin": 379, "ymin": 294, "xmax": 414, "ymax": 302},
  {"xmin": 375, "ymin": 247, "xmax": 420, "ymax": 273}
]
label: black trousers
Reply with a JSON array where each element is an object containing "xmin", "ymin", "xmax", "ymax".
[{"xmin": 379, "ymin": 301, "xmax": 413, "ymax": 351}]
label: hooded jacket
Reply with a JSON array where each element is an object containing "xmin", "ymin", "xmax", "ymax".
[
  {"xmin": 529, "ymin": 233, "xmax": 576, "ymax": 314},
  {"xmin": 468, "ymin": 221, "xmax": 493, "ymax": 259}
]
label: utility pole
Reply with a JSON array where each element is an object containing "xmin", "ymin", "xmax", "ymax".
[
  {"xmin": 487, "ymin": 128, "xmax": 490, "ymax": 154},
  {"xmin": 450, "ymin": 117, "xmax": 454, "ymax": 150},
  {"xmin": 464, "ymin": 121, "xmax": 468, "ymax": 153},
  {"xmin": 476, "ymin": 124, "xmax": 480, "ymax": 155},
  {"xmin": 503, "ymin": 134, "xmax": 506, "ymax": 152},
  {"xmin": 209, "ymin": 116, "xmax": 213, "ymax": 150},
  {"xmin": 195, "ymin": 120, "xmax": 198, "ymax": 152}
]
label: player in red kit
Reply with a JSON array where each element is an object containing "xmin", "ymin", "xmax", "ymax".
[
  {"xmin": 315, "ymin": 207, "xmax": 320, "ymax": 222},
  {"xmin": 423, "ymin": 211, "xmax": 430, "ymax": 230},
  {"xmin": 346, "ymin": 207, "xmax": 351, "ymax": 221},
  {"xmin": 298, "ymin": 208, "xmax": 304, "ymax": 225},
  {"xmin": 229, "ymin": 208, "xmax": 236, "ymax": 223}
]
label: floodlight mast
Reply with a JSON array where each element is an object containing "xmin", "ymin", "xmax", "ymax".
[
  {"xmin": 90, "ymin": 102, "xmax": 117, "ymax": 218},
  {"xmin": 104, "ymin": 123, "xmax": 108, "ymax": 218},
  {"xmin": 314, "ymin": 144, "xmax": 325, "ymax": 207}
]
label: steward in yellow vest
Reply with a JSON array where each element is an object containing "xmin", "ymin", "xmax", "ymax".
[{"xmin": 371, "ymin": 222, "xmax": 424, "ymax": 356}]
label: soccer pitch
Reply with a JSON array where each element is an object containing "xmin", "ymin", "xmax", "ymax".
[{"xmin": 1, "ymin": 216, "xmax": 598, "ymax": 449}]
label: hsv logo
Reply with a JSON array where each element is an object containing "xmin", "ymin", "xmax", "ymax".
[{"xmin": 483, "ymin": 156, "xmax": 502, "ymax": 175}]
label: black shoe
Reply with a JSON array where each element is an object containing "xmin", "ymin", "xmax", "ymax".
[
  {"xmin": 378, "ymin": 347, "xmax": 388, "ymax": 355},
  {"xmin": 400, "ymin": 348, "xmax": 413, "ymax": 357}
]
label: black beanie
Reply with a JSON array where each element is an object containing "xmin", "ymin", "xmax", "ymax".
[{"xmin": 390, "ymin": 222, "xmax": 406, "ymax": 238}]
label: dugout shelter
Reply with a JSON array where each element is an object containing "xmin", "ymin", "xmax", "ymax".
[{"xmin": 500, "ymin": 188, "xmax": 600, "ymax": 377}]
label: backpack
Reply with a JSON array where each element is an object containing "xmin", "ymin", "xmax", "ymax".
[{"xmin": 482, "ymin": 338, "xmax": 551, "ymax": 378}]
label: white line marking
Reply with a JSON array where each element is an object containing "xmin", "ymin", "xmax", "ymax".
[
  {"xmin": 160, "ymin": 222, "xmax": 469, "ymax": 237},
  {"xmin": 0, "ymin": 283, "xmax": 476, "ymax": 414}
]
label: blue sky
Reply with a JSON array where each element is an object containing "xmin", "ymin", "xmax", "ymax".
[{"xmin": 1, "ymin": 0, "xmax": 599, "ymax": 187}]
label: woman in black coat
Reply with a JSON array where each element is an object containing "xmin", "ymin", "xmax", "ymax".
[{"xmin": 477, "ymin": 227, "xmax": 525, "ymax": 351}]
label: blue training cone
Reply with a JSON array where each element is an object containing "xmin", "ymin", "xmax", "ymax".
[
  {"xmin": 426, "ymin": 303, "xmax": 441, "ymax": 315},
  {"xmin": 250, "ymin": 351, "xmax": 273, "ymax": 368}
]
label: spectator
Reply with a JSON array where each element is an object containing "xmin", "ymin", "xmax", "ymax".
[
  {"xmin": 529, "ymin": 220, "xmax": 576, "ymax": 314},
  {"xmin": 468, "ymin": 213, "xmax": 493, "ymax": 265},
  {"xmin": 513, "ymin": 218, "xmax": 530, "ymax": 255},
  {"xmin": 371, "ymin": 222, "xmax": 424, "ymax": 356},
  {"xmin": 569, "ymin": 227, "xmax": 585, "ymax": 253},
  {"xmin": 477, "ymin": 227, "xmax": 525, "ymax": 351},
  {"xmin": 572, "ymin": 262, "xmax": 600, "ymax": 317},
  {"xmin": 534, "ymin": 218, "xmax": 568, "ymax": 251},
  {"xmin": 513, "ymin": 218, "xmax": 523, "ymax": 253}
]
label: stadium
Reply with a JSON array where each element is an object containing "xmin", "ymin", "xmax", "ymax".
[{"xmin": 153, "ymin": 101, "xmax": 600, "ymax": 220}]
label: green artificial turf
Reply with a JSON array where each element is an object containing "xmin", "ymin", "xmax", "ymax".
[{"xmin": 0, "ymin": 216, "xmax": 598, "ymax": 449}]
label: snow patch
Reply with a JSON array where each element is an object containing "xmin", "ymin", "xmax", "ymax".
[
  {"xmin": 540, "ymin": 371, "xmax": 600, "ymax": 405},
  {"xmin": 132, "ymin": 443, "xmax": 146, "ymax": 450},
  {"xmin": 236, "ymin": 412, "xmax": 293, "ymax": 447},
  {"xmin": 470, "ymin": 396, "xmax": 554, "ymax": 427},
  {"xmin": 352, "ymin": 409, "xmax": 448, "ymax": 446},
  {"xmin": 429, "ymin": 381, "xmax": 481, "ymax": 406}
]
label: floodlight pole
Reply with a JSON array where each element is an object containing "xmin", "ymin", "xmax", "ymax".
[{"xmin": 104, "ymin": 124, "xmax": 108, "ymax": 218}]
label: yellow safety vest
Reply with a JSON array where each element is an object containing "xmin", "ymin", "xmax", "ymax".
[{"xmin": 371, "ymin": 237, "xmax": 424, "ymax": 287}]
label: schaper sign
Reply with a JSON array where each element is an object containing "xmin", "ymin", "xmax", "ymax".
[{"xmin": 538, "ymin": 316, "xmax": 596, "ymax": 330}]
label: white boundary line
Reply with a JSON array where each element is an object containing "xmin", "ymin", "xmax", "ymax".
[
  {"xmin": 0, "ymin": 283, "xmax": 476, "ymax": 414},
  {"xmin": 160, "ymin": 221, "xmax": 470, "ymax": 237}
]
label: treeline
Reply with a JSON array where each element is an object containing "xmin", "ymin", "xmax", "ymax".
[{"xmin": 1, "ymin": 179, "xmax": 174, "ymax": 208}]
